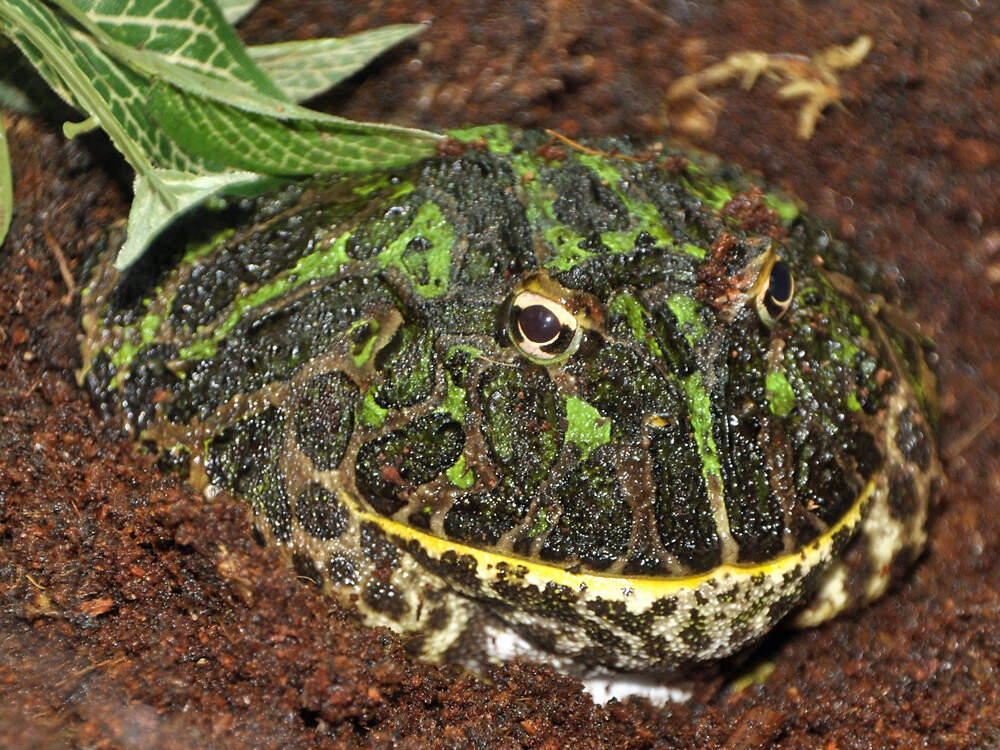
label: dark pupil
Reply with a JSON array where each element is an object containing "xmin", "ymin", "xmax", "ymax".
[
  {"xmin": 519, "ymin": 304, "xmax": 561, "ymax": 343},
  {"xmin": 767, "ymin": 261, "xmax": 792, "ymax": 303}
]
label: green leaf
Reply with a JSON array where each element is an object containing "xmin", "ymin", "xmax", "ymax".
[
  {"xmin": 248, "ymin": 24, "xmax": 425, "ymax": 103},
  {"xmin": 40, "ymin": 8, "xmax": 433, "ymax": 133},
  {"xmin": 63, "ymin": 114, "xmax": 98, "ymax": 138},
  {"xmin": 0, "ymin": 114, "xmax": 12, "ymax": 247},
  {"xmin": 0, "ymin": 2, "xmax": 86, "ymax": 111},
  {"xmin": 53, "ymin": 0, "xmax": 284, "ymax": 98},
  {"xmin": 0, "ymin": 0, "xmax": 442, "ymax": 267},
  {"xmin": 0, "ymin": 0, "xmax": 210, "ymax": 173},
  {"xmin": 117, "ymin": 167, "xmax": 264, "ymax": 269},
  {"xmin": 148, "ymin": 81, "xmax": 439, "ymax": 175},
  {"xmin": 216, "ymin": 0, "xmax": 259, "ymax": 25},
  {"xmin": 1, "ymin": 0, "xmax": 154, "ymax": 171}
]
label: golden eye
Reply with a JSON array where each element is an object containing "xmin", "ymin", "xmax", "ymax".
[
  {"xmin": 508, "ymin": 291, "xmax": 581, "ymax": 363},
  {"xmin": 755, "ymin": 259, "xmax": 794, "ymax": 326}
]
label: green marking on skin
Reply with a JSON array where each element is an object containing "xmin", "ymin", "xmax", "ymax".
[
  {"xmin": 109, "ymin": 311, "xmax": 163, "ymax": 383},
  {"xmin": 564, "ymin": 395, "xmax": 611, "ymax": 460},
  {"xmin": 488, "ymin": 409, "xmax": 514, "ymax": 463},
  {"xmin": 349, "ymin": 320, "xmax": 380, "ymax": 368},
  {"xmin": 667, "ymin": 293, "xmax": 708, "ymax": 346},
  {"xmin": 139, "ymin": 313, "xmax": 162, "ymax": 345},
  {"xmin": 822, "ymin": 281, "xmax": 868, "ymax": 366},
  {"xmin": 175, "ymin": 337, "xmax": 216, "ymax": 361},
  {"xmin": 447, "ymin": 124, "xmax": 515, "ymax": 154},
  {"xmin": 682, "ymin": 372, "xmax": 723, "ymax": 481},
  {"xmin": 682, "ymin": 242, "xmax": 707, "ymax": 259},
  {"xmin": 763, "ymin": 194, "xmax": 800, "ymax": 224},
  {"xmin": 389, "ymin": 181, "xmax": 417, "ymax": 200},
  {"xmin": 528, "ymin": 507, "xmax": 550, "ymax": 538},
  {"xmin": 573, "ymin": 152, "xmax": 676, "ymax": 249},
  {"xmin": 765, "ymin": 370, "xmax": 796, "ymax": 416},
  {"xmin": 446, "ymin": 454, "xmax": 476, "ymax": 489},
  {"xmin": 359, "ymin": 389, "xmax": 389, "ymax": 428},
  {"xmin": 177, "ymin": 231, "xmax": 354, "ymax": 360},
  {"xmin": 181, "ymin": 228, "xmax": 235, "ymax": 264},
  {"xmin": 846, "ymin": 391, "xmax": 862, "ymax": 412},
  {"xmin": 669, "ymin": 288, "xmax": 724, "ymax": 500},
  {"xmin": 543, "ymin": 226, "xmax": 592, "ymax": 270},
  {"xmin": 447, "ymin": 343, "xmax": 490, "ymax": 361},
  {"xmin": 609, "ymin": 292, "xmax": 663, "ymax": 358},
  {"xmin": 687, "ymin": 178, "xmax": 732, "ymax": 209},
  {"xmin": 505, "ymin": 145, "xmax": 655, "ymax": 271},
  {"xmin": 573, "ymin": 151, "xmax": 627, "ymax": 187},
  {"xmin": 628, "ymin": 201, "xmax": 674, "ymax": 246},
  {"xmin": 110, "ymin": 340, "xmax": 138, "ymax": 370},
  {"xmin": 597, "ymin": 230, "xmax": 639, "ymax": 254},
  {"xmin": 830, "ymin": 329, "xmax": 861, "ymax": 365},
  {"xmin": 381, "ymin": 201, "xmax": 455, "ymax": 298},
  {"xmin": 352, "ymin": 176, "xmax": 389, "ymax": 197},
  {"xmin": 437, "ymin": 377, "xmax": 469, "ymax": 423},
  {"xmin": 500, "ymin": 146, "xmax": 595, "ymax": 272}
]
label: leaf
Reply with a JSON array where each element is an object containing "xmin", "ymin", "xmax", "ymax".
[
  {"xmin": 248, "ymin": 24, "xmax": 425, "ymax": 103},
  {"xmin": 117, "ymin": 167, "xmax": 264, "ymax": 269},
  {"xmin": 53, "ymin": 0, "xmax": 283, "ymax": 98},
  {"xmin": 0, "ymin": 0, "xmax": 442, "ymax": 267},
  {"xmin": 0, "ymin": 0, "xmax": 210, "ymax": 173},
  {"xmin": 216, "ymin": 0, "xmax": 259, "ymax": 25},
  {"xmin": 0, "ymin": 114, "xmax": 11, "ymax": 248},
  {"xmin": 41, "ymin": 7, "xmax": 435, "ymax": 135},
  {"xmin": 147, "ymin": 81, "xmax": 439, "ymax": 175},
  {"xmin": 1, "ymin": 0, "xmax": 154, "ymax": 172},
  {"xmin": 63, "ymin": 115, "xmax": 98, "ymax": 138},
  {"xmin": 0, "ymin": 2, "xmax": 85, "ymax": 111}
]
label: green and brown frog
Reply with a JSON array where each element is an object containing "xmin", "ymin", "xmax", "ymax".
[{"xmin": 79, "ymin": 125, "xmax": 941, "ymax": 677}]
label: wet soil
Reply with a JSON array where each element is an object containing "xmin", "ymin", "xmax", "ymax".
[{"xmin": 2, "ymin": 1, "xmax": 999, "ymax": 747}]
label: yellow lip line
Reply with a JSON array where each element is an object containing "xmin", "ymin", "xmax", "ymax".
[{"xmin": 343, "ymin": 478, "xmax": 875, "ymax": 604}]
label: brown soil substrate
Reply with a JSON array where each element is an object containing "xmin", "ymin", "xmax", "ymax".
[{"xmin": 2, "ymin": 1, "xmax": 999, "ymax": 747}]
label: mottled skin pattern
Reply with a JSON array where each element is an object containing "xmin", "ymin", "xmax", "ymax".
[{"xmin": 79, "ymin": 126, "xmax": 941, "ymax": 675}]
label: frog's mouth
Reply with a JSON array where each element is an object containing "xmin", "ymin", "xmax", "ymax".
[{"xmin": 343, "ymin": 476, "xmax": 875, "ymax": 613}]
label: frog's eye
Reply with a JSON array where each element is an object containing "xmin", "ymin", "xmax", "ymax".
[
  {"xmin": 755, "ymin": 259, "xmax": 795, "ymax": 326},
  {"xmin": 509, "ymin": 291, "xmax": 581, "ymax": 363}
]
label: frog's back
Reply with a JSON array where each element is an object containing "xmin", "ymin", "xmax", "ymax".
[{"xmin": 80, "ymin": 126, "xmax": 940, "ymax": 672}]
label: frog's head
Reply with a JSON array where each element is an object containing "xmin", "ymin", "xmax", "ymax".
[{"xmin": 341, "ymin": 206, "xmax": 928, "ymax": 577}]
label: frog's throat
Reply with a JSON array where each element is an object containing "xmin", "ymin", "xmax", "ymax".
[{"xmin": 343, "ymin": 477, "xmax": 875, "ymax": 610}]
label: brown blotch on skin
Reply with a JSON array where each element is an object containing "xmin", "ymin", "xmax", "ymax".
[
  {"xmin": 436, "ymin": 137, "xmax": 475, "ymax": 157},
  {"xmin": 325, "ymin": 555, "xmax": 359, "ymax": 587},
  {"xmin": 720, "ymin": 186, "xmax": 787, "ymax": 240},
  {"xmin": 895, "ymin": 407, "xmax": 934, "ymax": 472},
  {"xmin": 363, "ymin": 581, "xmax": 410, "ymax": 619},
  {"xmin": 696, "ymin": 232, "xmax": 741, "ymax": 310},
  {"xmin": 890, "ymin": 542, "xmax": 924, "ymax": 580},
  {"xmin": 295, "ymin": 483, "xmax": 350, "ymax": 541},
  {"xmin": 360, "ymin": 522, "xmax": 400, "ymax": 568},
  {"xmin": 888, "ymin": 468, "xmax": 920, "ymax": 521},
  {"xmin": 836, "ymin": 535, "xmax": 879, "ymax": 610},
  {"xmin": 657, "ymin": 154, "xmax": 690, "ymax": 173},
  {"xmin": 425, "ymin": 604, "xmax": 453, "ymax": 632},
  {"xmin": 534, "ymin": 142, "xmax": 568, "ymax": 162}
]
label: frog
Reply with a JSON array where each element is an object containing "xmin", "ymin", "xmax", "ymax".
[{"xmin": 78, "ymin": 125, "xmax": 942, "ymax": 676}]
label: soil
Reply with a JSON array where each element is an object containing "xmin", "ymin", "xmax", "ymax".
[{"xmin": 2, "ymin": 1, "xmax": 999, "ymax": 747}]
